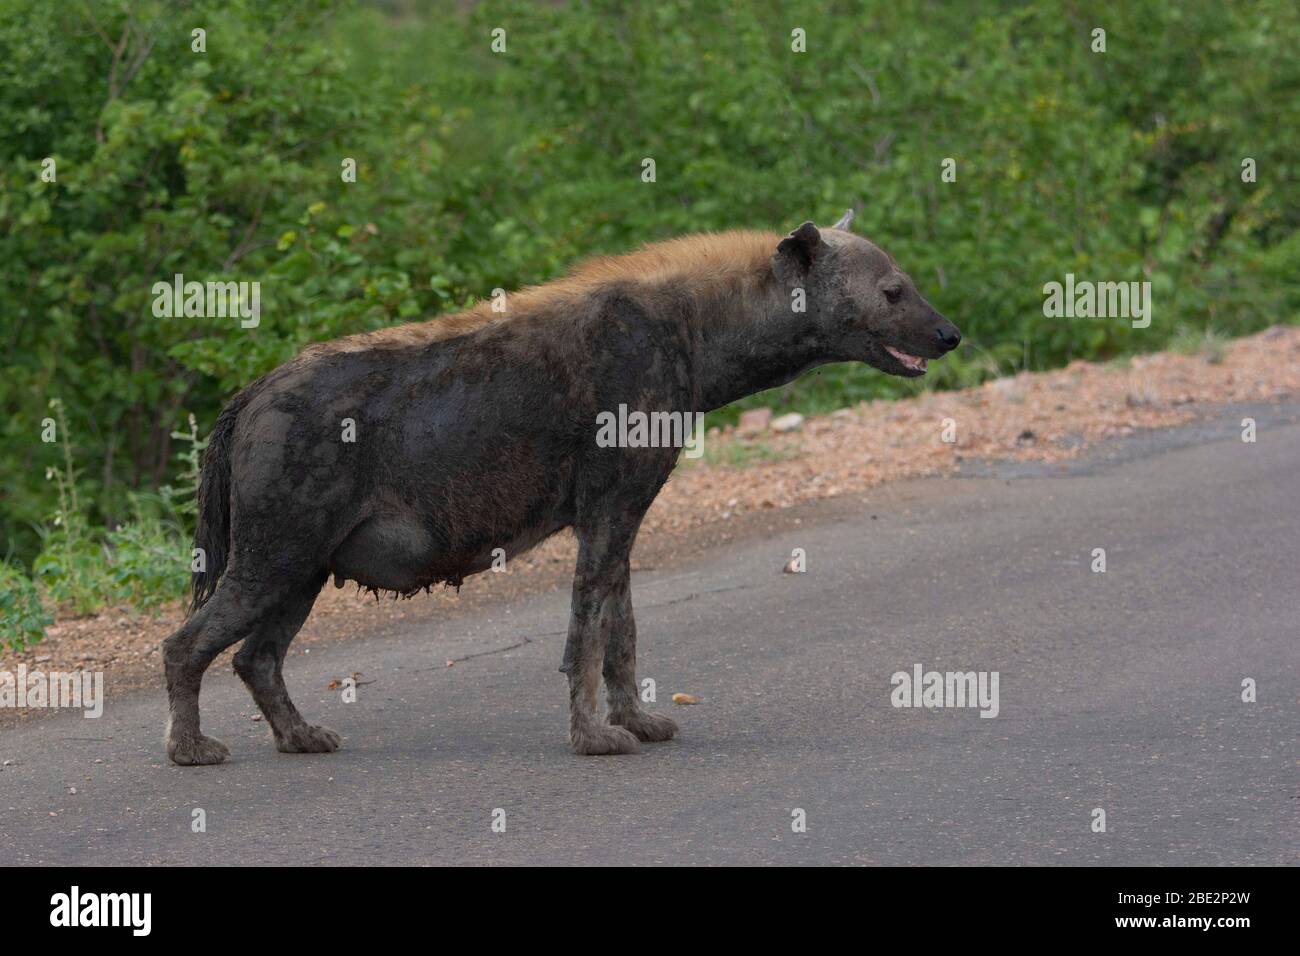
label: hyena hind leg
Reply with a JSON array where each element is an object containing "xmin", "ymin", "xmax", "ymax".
[
  {"xmin": 163, "ymin": 585, "xmax": 256, "ymax": 766},
  {"xmin": 231, "ymin": 574, "xmax": 340, "ymax": 754}
]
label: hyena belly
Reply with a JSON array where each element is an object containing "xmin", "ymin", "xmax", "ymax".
[
  {"xmin": 298, "ymin": 342, "xmax": 585, "ymax": 595},
  {"xmin": 328, "ymin": 499, "xmax": 570, "ymax": 595}
]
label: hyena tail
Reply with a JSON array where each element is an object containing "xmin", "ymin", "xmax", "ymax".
[{"xmin": 188, "ymin": 386, "xmax": 258, "ymax": 615}]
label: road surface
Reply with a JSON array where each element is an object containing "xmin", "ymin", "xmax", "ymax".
[{"xmin": 2, "ymin": 403, "xmax": 1296, "ymax": 865}]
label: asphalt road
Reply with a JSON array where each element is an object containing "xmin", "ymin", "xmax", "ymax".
[{"xmin": 2, "ymin": 404, "xmax": 1297, "ymax": 865}]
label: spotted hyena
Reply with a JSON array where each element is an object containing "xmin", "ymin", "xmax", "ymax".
[{"xmin": 163, "ymin": 210, "xmax": 961, "ymax": 764}]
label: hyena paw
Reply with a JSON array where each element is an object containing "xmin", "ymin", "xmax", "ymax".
[
  {"xmin": 570, "ymin": 721, "xmax": 641, "ymax": 756},
  {"xmin": 167, "ymin": 733, "xmax": 231, "ymax": 766},
  {"xmin": 611, "ymin": 710, "xmax": 679, "ymax": 743},
  {"xmin": 277, "ymin": 724, "xmax": 342, "ymax": 754}
]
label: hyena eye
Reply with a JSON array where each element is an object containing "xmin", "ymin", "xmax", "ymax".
[{"xmin": 883, "ymin": 285, "xmax": 903, "ymax": 304}]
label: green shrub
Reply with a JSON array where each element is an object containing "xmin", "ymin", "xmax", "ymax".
[
  {"xmin": 0, "ymin": 560, "xmax": 50, "ymax": 653},
  {"xmin": 31, "ymin": 400, "xmax": 197, "ymax": 615},
  {"xmin": 31, "ymin": 399, "xmax": 107, "ymax": 615},
  {"xmin": 104, "ymin": 497, "xmax": 190, "ymax": 609}
]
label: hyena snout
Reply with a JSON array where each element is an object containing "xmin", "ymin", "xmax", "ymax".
[{"xmin": 900, "ymin": 310, "xmax": 961, "ymax": 359}]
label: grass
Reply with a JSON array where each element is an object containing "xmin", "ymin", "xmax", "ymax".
[
  {"xmin": 10, "ymin": 406, "xmax": 205, "ymax": 647},
  {"xmin": 681, "ymin": 436, "xmax": 800, "ymax": 470},
  {"xmin": 1169, "ymin": 325, "xmax": 1230, "ymax": 365}
]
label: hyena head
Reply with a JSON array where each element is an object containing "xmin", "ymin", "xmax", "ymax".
[{"xmin": 772, "ymin": 209, "xmax": 961, "ymax": 378}]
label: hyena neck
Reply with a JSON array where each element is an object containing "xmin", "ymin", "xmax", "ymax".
[{"xmin": 692, "ymin": 274, "xmax": 832, "ymax": 411}]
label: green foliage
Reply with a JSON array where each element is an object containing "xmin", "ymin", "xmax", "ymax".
[
  {"xmin": 1168, "ymin": 324, "xmax": 1229, "ymax": 365},
  {"xmin": 102, "ymin": 496, "xmax": 189, "ymax": 609},
  {"xmin": 689, "ymin": 437, "xmax": 798, "ymax": 470},
  {"xmin": 159, "ymin": 414, "xmax": 206, "ymax": 520},
  {"xmin": 2, "ymin": 0, "xmax": 1298, "ymax": 579},
  {"xmin": 31, "ymin": 528, "xmax": 107, "ymax": 617},
  {"xmin": 30, "ymin": 399, "xmax": 107, "ymax": 615},
  {"xmin": 0, "ymin": 559, "xmax": 51, "ymax": 652},
  {"xmin": 28, "ymin": 400, "xmax": 195, "ymax": 621},
  {"xmin": 2, "ymin": 0, "xmax": 438, "ymax": 566}
]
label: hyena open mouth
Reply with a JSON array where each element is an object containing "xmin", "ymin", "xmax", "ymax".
[{"xmin": 884, "ymin": 345, "xmax": 928, "ymax": 374}]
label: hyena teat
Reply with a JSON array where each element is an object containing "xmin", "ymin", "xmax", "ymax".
[{"xmin": 162, "ymin": 210, "xmax": 961, "ymax": 765}]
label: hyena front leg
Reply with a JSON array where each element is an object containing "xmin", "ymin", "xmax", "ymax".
[
  {"xmin": 561, "ymin": 519, "xmax": 640, "ymax": 755},
  {"xmin": 604, "ymin": 578, "xmax": 678, "ymax": 743}
]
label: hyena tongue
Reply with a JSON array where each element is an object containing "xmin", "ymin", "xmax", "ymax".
[{"xmin": 885, "ymin": 345, "xmax": 927, "ymax": 372}]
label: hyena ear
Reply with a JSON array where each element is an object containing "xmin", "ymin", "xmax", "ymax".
[
  {"xmin": 773, "ymin": 221, "xmax": 822, "ymax": 285},
  {"xmin": 831, "ymin": 208, "xmax": 854, "ymax": 231}
]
